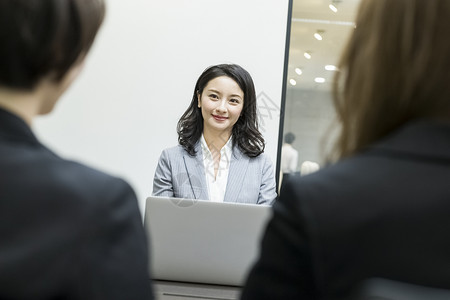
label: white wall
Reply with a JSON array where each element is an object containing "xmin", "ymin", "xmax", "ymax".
[{"xmin": 34, "ymin": 0, "xmax": 290, "ymax": 214}]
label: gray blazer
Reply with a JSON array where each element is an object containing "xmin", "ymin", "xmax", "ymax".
[{"xmin": 153, "ymin": 142, "xmax": 277, "ymax": 205}]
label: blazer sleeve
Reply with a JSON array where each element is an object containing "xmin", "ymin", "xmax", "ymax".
[
  {"xmin": 241, "ymin": 177, "xmax": 317, "ymax": 299},
  {"xmin": 76, "ymin": 177, "xmax": 154, "ymax": 299},
  {"xmin": 152, "ymin": 149, "xmax": 174, "ymax": 197},
  {"xmin": 257, "ymin": 155, "xmax": 277, "ymax": 205}
]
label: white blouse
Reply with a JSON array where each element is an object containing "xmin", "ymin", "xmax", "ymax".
[{"xmin": 200, "ymin": 135, "xmax": 233, "ymax": 203}]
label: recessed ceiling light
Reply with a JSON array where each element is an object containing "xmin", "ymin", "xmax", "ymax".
[
  {"xmin": 304, "ymin": 52, "xmax": 312, "ymax": 59},
  {"xmin": 289, "ymin": 79, "xmax": 297, "ymax": 86},
  {"xmin": 295, "ymin": 68, "xmax": 302, "ymax": 75},
  {"xmin": 325, "ymin": 65, "xmax": 338, "ymax": 71},
  {"xmin": 314, "ymin": 30, "xmax": 325, "ymax": 41},
  {"xmin": 315, "ymin": 77, "xmax": 325, "ymax": 83},
  {"xmin": 329, "ymin": 4, "xmax": 338, "ymax": 13}
]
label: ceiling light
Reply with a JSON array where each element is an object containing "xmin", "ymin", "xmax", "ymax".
[
  {"xmin": 314, "ymin": 30, "xmax": 325, "ymax": 41},
  {"xmin": 315, "ymin": 77, "xmax": 325, "ymax": 83},
  {"xmin": 295, "ymin": 68, "xmax": 302, "ymax": 75},
  {"xmin": 329, "ymin": 4, "xmax": 338, "ymax": 13},
  {"xmin": 304, "ymin": 52, "xmax": 312, "ymax": 59},
  {"xmin": 325, "ymin": 65, "xmax": 338, "ymax": 71},
  {"xmin": 289, "ymin": 79, "xmax": 297, "ymax": 86}
]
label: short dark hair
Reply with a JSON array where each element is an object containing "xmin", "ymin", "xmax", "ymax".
[
  {"xmin": 0, "ymin": 0, "xmax": 105, "ymax": 90},
  {"xmin": 284, "ymin": 132, "xmax": 295, "ymax": 144},
  {"xmin": 177, "ymin": 64, "xmax": 265, "ymax": 158}
]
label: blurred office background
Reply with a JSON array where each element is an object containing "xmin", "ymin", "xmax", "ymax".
[{"xmin": 283, "ymin": 0, "xmax": 359, "ymax": 170}]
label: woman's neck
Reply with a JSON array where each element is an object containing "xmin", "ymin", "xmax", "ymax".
[
  {"xmin": 202, "ymin": 127, "xmax": 232, "ymax": 153},
  {"xmin": 0, "ymin": 87, "xmax": 42, "ymax": 125}
]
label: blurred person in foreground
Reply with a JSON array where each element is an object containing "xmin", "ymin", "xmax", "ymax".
[
  {"xmin": 0, "ymin": 0, "xmax": 153, "ymax": 299},
  {"xmin": 241, "ymin": 0, "xmax": 450, "ymax": 298}
]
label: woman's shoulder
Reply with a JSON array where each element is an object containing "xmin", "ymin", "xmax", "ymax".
[
  {"xmin": 253, "ymin": 152, "xmax": 271, "ymax": 165},
  {"xmin": 247, "ymin": 149, "xmax": 270, "ymax": 161},
  {"xmin": 160, "ymin": 144, "xmax": 198, "ymax": 160},
  {"xmin": 235, "ymin": 146, "xmax": 272, "ymax": 165},
  {"xmin": 160, "ymin": 144, "xmax": 185, "ymax": 156}
]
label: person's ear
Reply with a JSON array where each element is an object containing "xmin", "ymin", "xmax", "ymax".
[{"xmin": 197, "ymin": 91, "xmax": 201, "ymax": 108}]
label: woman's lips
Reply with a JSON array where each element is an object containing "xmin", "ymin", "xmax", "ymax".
[{"xmin": 212, "ymin": 115, "xmax": 228, "ymax": 121}]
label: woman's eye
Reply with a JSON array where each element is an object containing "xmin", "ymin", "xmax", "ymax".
[
  {"xmin": 209, "ymin": 94, "xmax": 218, "ymax": 99},
  {"xmin": 230, "ymin": 98, "xmax": 240, "ymax": 104}
]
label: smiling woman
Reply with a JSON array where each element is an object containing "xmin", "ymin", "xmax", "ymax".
[{"xmin": 152, "ymin": 64, "xmax": 277, "ymax": 205}]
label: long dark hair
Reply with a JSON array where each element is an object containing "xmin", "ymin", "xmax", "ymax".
[{"xmin": 177, "ymin": 64, "xmax": 265, "ymax": 157}]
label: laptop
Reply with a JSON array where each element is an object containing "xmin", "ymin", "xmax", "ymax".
[{"xmin": 144, "ymin": 196, "xmax": 272, "ymax": 287}]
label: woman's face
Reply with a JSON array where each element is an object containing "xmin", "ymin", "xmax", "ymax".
[{"xmin": 198, "ymin": 76, "xmax": 244, "ymax": 136}]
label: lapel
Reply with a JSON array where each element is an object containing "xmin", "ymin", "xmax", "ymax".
[
  {"xmin": 182, "ymin": 142, "xmax": 209, "ymax": 200},
  {"xmin": 224, "ymin": 145, "xmax": 250, "ymax": 203}
]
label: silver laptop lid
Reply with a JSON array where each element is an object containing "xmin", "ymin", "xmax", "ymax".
[{"xmin": 144, "ymin": 196, "xmax": 272, "ymax": 286}]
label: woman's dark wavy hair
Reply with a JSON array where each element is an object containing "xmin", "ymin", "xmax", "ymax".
[{"xmin": 177, "ymin": 64, "xmax": 265, "ymax": 158}]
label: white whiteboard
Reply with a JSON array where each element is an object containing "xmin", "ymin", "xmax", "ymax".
[{"xmin": 34, "ymin": 0, "xmax": 290, "ymax": 214}]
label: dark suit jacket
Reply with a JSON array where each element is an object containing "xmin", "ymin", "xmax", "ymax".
[
  {"xmin": 0, "ymin": 108, "xmax": 153, "ymax": 299},
  {"xmin": 241, "ymin": 120, "xmax": 450, "ymax": 300}
]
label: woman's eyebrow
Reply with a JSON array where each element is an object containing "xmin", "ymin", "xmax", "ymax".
[
  {"xmin": 206, "ymin": 88, "xmax": 242, "ymax": 99},
  {"xmin": 206, "ymin": 88, "xmax": 221, "ymax": 94}
]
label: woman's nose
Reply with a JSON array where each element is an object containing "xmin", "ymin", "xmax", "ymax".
[{"xmin": 216, "ymin": 99, "xmax": 227, "ymax": 112}]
